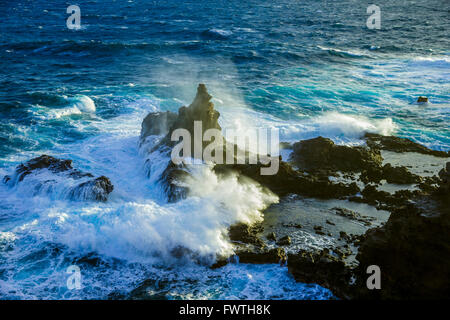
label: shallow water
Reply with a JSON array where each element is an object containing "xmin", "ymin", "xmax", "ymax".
[{"xmin": 0, "ymin": 0, "xmax": 448, "ymax": 299}]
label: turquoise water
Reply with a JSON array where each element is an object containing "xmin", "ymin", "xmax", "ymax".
[{"xmin": 0, "ymin": 0, "xmax": 448, "ymax": 299}]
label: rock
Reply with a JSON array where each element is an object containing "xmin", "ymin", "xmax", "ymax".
[
  {"xmin": 158, "ymin": 161, "xmax": 190, "ymax": 202},
  {"xmin": 267, "ymin": 232, "xmax": 277, "ymax": 241},
  {"xmin": 326, "ymin": 219, "xmax": 336, "ymax": 226},
  {"xmin": 276, "ymin": 235, "xmax": 291, "ymax": 246},
  {"xmin": 3, "ymin": 155, "xmax": 114, "ymax": 202},
  {"xmin": 364, "ymin": 133, "xmax": 449, "ymax": 157},
  {"xmin": 68, "ymin": 176, "xmax": 114, "ymax": 202},
  {"xmin": 6, "ymin": 155, "xmax": 89, "ymax": 183},
  {"xmin": 333, "ymin": 207, "xmax": 375, "ymax": 227},
  {"xmin": 215, "ymin": 160, "xmax": 360, "ymax": 199},
  {"xmin": 237, "ymin": 247, "xmax": 287, "ymax": 264},
  {"xmin": 161, "ymin": 83, "xmax": 222, "ymax": 152},
  {"xmin": 355, "ymin": 185, "xmax": 422, "ymax": 211},
  {"xmin": 437, "ymin": 162, "xmax": 450, "ymax": 195},
  {"xmin": 314, "ymin": 226, "xmax": 326, "ymax": 236},
  {"xmin": 141, "ymin": 86, "xmax": 362, "ymax": 202},
  {"xmin": 141, "ymin": 84, "xmax": 225, "ymax": 202},
  {"xmin": 417, "ymin": 96, "xmax": 428, "ymax": 103},
  {"xmin": 290, "ymin": 136, "xmax": 383, "ymax": 173},
  {"xmin": 140, "ymin": 111, "xmax": 177, "ymax": 140},
  {"xmin": 353, "ymin": 200, "xmax": 450, "ymax": 299},
  {"xmin": 381, "ymin": 163, "xmax": 422, "ymax": 184},
  {"xmin": 288, "ymin": 249, "xmax": 351, "ymax": 299},
  {"xmin": 339, "ymin": 231, "xmax": 350, "ymax": 242},
  {"xmin": 228, "ymin": 223, "xmax": 264, "ymax": 247}
]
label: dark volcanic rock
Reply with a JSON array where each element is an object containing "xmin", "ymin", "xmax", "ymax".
[
  {"xmin": 381, "ymin": 163, "xmax": 422, "ymax": 184},
  {"xmin": 237, "ymin": 247, "xmax": 287, "ymax": 264},
  {"xmin": 333, "ymin": 207, "xmax": 375, "ymax": 227},
  {"xmin": 3, "ymin": 155, "xmax": 114, "ymax": 202},
  {"xmin": 364, "ymin": 133, "xmax": 449, "ymax": 157},
  {"xmin": 290, "ymin": 136, "xmax": 383, "ymax": 173},
  {"xmin": 215, "ymin": 160, "xmax": 360, "ymax": 199},
  {"xmin": 142, "ymin": 86, "xmax": 363, "ymax": 202},
  {"xmin": 158, "ymin": 161, "xmax": 190, "ymax": 202},
  {"xmin": 353, "ymin": 200, "xmax": 450, "ymax": 299},
  {"xmin": 7, "ymin": 155, "xmax": 89, "ymax": 183},
  {"xmin": 161, "ymin": 83, "xmax": 222, "ymax": 151},
  {"xmin": 437, "ymin": 162, "xmax": 450, "ymax": 195},
  {"xmin": 229, "ymin": 223, "xmax": 264, "ymax": 247},
  {"xmin": 140, "ymin": 111, "xmax": 177, "ymax": 140},
  {"xmin": 288, "ymin": 249, "xmax": 351, "ymax": 299},
  {"xmin": 135, "ymin": 86, "xmax": 450, "ymax": 300},
  {"xmin": 141, "ymin": 84, "xmax": 225, "ymax": 202},
  {"xmin": 69, "ymin": 176, "xmax": 114, "ymax": 202},
  {"xmin": 417, "ymin": 96, "xmax": 428, "ymax": 103},
  {"xmin": 276, "ymin": 235, "xmax": 291, "ymax": 246}
]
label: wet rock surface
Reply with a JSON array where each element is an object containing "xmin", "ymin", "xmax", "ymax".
[
  {"xmin": 140, "ymin": 111, "xmax": 178, "ymax": 140},
  {"xmin": 3, "ymin": 155, "xmax": 114, "ymax": 202},
  {"xmin": 288, "ymin": 249, "xmax": 352, "ymax": 299}
]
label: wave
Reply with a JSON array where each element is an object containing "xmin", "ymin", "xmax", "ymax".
[
  {"xmin": 317, "ymin": 46, "xmax": 372, "ymax": 59},
  {"xmin": 31, "ymin": 95, "xmax": 96, "ymax": 120},
  {"xmin": 218, "ymin": 107, "xmax": 396, "ymax": 146},
  {"xmin": 409, "ymin": 55, "xmax": 450, "ymax": 68},
  {"xmin": 201, "ymin": 28, "xmax": 233, "ymax": 40},
  {"xmin": 1, "ymin": 110, "xmax": 277, "ymax": 266}
]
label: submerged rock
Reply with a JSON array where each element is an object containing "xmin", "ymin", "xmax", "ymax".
[{"xmin": 3, "ymin": 155, "xmax": 114, "ymax": 202}]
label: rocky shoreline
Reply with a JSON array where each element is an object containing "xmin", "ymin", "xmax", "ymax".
[
  {"xmin": 4, "ymin": 84, "xmax": 448, "ymax": 300},
  {"xmin": 136, "ymin": 84, "xmax": 450, "ymax": 300}
]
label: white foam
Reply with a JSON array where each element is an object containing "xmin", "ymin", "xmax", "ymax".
[
  {"xmin": 70, "ymin": 95, "xmax": 96, "ymax": 113},
  {"xmin": 218, "ymin": 107, "xmax": 395, "ymax": 146},
  {"xmin": 3, "ymin": 121, "xmax": 277, "ymax": 266}
]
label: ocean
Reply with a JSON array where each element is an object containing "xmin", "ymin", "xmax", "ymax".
[{"xmin": 0, "ymin": 0, "xmax": 448, "ymax": 299}]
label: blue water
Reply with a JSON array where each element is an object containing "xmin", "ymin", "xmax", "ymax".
[{"xmin": 0, "ymin": 0, "xmax": 448, "ymax": 299}]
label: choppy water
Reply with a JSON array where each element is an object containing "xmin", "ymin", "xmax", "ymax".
[{"xmin": 0, "ymin": 0, "xmax": 448, "ymax": 299}]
